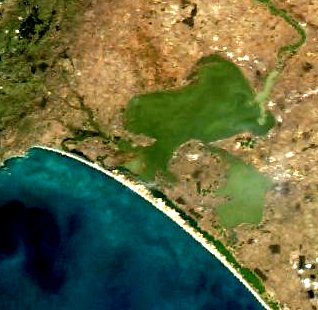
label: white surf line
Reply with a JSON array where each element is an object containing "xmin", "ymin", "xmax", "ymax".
[{"xmin": 31, "ymin": 146, "xmax": 271, "ymax": 310}]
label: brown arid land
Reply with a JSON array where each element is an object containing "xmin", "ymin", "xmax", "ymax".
[{"xmin": 1, "ymin": 0, "xmax": 318, "ymax": 309}]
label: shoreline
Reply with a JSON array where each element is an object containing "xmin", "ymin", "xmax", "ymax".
[{"xmin": 27, "ymin": 145, "xmax": 273, "ymax": 310}]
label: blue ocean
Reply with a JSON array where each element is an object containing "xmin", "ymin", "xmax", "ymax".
[{"xmin": 0, "ymin": 148, "xmax": 263, "ymax": 309}]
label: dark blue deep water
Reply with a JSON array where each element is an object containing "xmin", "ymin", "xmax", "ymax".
[{"xmin": 0, "ymin": 148, "xmax": 264, "ymax": 310}]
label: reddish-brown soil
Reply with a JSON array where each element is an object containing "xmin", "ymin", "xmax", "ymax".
[{"xmin": 1, "ymin": 1, "xmax": 318, "ymax": 309}]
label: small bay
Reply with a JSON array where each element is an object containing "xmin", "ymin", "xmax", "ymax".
[{"xmin": 0, "ymin": 148, "xmax": 264, "ymax": 309}]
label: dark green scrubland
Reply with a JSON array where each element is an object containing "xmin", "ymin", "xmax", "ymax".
[
  {"xmin": 256, "ymin": 0, "xmax": 306, "ymax": 67},
  {"xmin": 1, "ymin": 1, "xmax": 307, "ymax": 309},
  {"xmin": 146, "ymin": 186, "xmax": 280, "ymax": 310},
  {"xmin": 0, "ymin": 0, "xmax": 83, "ymax": 130}
]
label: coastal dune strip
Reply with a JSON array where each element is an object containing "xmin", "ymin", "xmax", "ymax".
[{"xmin": 27, "ymin": 146, "xmax": 270, "ymax": 310}]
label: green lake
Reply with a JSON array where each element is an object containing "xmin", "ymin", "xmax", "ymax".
[{"xmin": 123, "ymin": 55, "xmax": 275, "ymax": 227}]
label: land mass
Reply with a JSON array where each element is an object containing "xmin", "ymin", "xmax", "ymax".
[{"xmin": 1, "ymin": 0, "xmax": 318, "ymax": 309}]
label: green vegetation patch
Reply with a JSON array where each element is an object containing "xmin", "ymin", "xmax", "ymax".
[
  {"xmin": 124, "ymin": 55, "xmax": 275, "ymax": 180},
  {"xmin": 146, "ymin": 186, "xmax": 267, "ymax": 297},
  {"xmin": 0, "ymin": 0, "xmax": 83, "ymax": 129},
  {"xmin": 256, "ymin": 0, "xmax": 306, "ymax": 67},
  {"xmin": 214, "ymin": 152, "xmax": 272, "ymax": 227},
  {"xmin": 118, "ymin": 167, "xmax": 281, "ymax": 308}
]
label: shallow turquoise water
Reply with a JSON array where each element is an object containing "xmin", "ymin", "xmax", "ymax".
[{"xmin": 0, "ymin": 148, "xmax": 264, "ymax": 309}]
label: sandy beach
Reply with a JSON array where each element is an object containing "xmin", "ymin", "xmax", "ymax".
[{"xmin": 15, "ymin": 145, "xmax": 273, "ymax": 310}]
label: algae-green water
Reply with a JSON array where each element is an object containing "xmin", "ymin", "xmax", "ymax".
[
  {"xmin": 0, "ymin": 148, "xmax": 264, "ymax": 309},
  {"xmin": 123, "ymin": 55, "xmax": 274, "ymax": 227},
  {"xmin": 124, "ymin": 55, "xmax": 275, "ymax": 181},
  {"xmin": 215, "ymin": 154, "xmax": 272, "ymax": 227}
]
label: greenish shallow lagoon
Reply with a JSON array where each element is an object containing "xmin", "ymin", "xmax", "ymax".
[
  {"xmin": 213, "ymin": 150, "xmax": 272, "ymax": 227},
  {"xmin": 123, "ymin": 55, "xmax": 275, "ymax": 227},
  {"xmin": 201, "ymin": 147, "xmax": 272, "ymax": 228},
  {"xmin": 124, "ymin": 55, "xmax": 275, "ymax": 181}
]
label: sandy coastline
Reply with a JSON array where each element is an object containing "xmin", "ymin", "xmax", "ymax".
[{"xmin": 3, "ymin": 146, "xmax": 272, "ymax": 310}]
